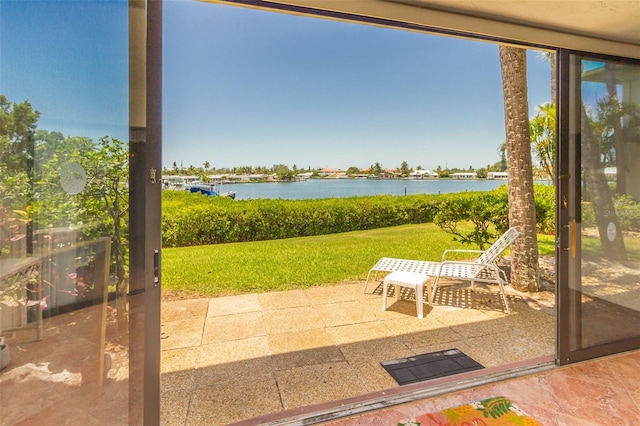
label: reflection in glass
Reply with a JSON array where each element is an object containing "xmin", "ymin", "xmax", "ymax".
[
  {"xmin": 575, "ymin": 60, "xmax": 640, "ymax": 349},
  {"xmin": 0, "ymin": 2, "xmax": 132, "ymax": 423}
]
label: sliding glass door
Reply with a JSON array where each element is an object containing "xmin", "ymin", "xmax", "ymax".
[
  {"xmin": 557, "ymin": 51, "xmax": 640, "ymax": 364},
  {"xmin": 0, "ymin": 1, "xmax": 161, "ymax": 423}
]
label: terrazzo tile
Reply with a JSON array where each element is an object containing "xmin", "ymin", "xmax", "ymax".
[
  {"xmin": 325, "ymin": 321, "xmax": 395, "ymax": 345},
  {"xmin": 453, "ymin": 326, "xmax": 554, "ymax": 366},
  {"xmin": 187, "ymin": 373, "xmax": 282, "ymax": 425},
  {"xmin": 360, "ymin": 294, "xmax": 432, "ymax": 320},
  {"xmin": 258, "ymin": 289, "xmax": 312, "ymax": 310},
  {"xmin": 160, "ymin": 317, "xmax": 205, "ymax": 350},
  {"xmin": 352, "ymin": 283, "xmax": 379, "ymax": 301},
  {"xmin": 161, "ymin": 298, "xmax": 209, "ymax": 322},
  {"xmin": 441, "ymin": 335, "xmax": 502, "ymax": 368},
  {"xmin": 161, "ymin": 346, "xmax": 199, "ymax": 373},
  {"xmin": 161, "ymin": 369, "xmax": 196, "ymax": 426},
  {"xmin": 314, "ymin": 300, "xmax": 380, "ymax": 327},
  {"xmin": 378, "ymin": 297, "xmax": 432, "ymax": 319},
  {"xmin": 502, "ymin": 303, "xmax": 556, "ymax": 328},
  {"xmin": 345, "ymin": 359, "xmax": 400, "ymax": 392},
  {"xmin": 197, "ymin": 336, "xmax": 271, "ymax": 367},
  {"xmin": 395, "ymin": 326, "xmax": 464, "ymax": 350},
  {"xmin": 268, "ymin": 328, "xmax": 337, "ymax": 354},
  {"xmin": 434, "ymin": 308, "xmax": 495, "ymax": 329},
  {"xmin": 276, "ymin": 362, "xmax": 368, "ymax": 409},
  {"xmin": 470, "ymin": 292, "xmax": 519, "ymax": 312},
  {"xmin": 196, "ymin": 356, "xmax": 274, "ymax": 384},
  {"xmin": 305, "ymin": 284, "xmax": 360, "ymax": 304},
  {"xmin": 196, "ymin": 337, "xmax": 273, "ymax": 382},
  {"xmin": 474, "ymin": 304, "xmax": 512, "ymax": 319},
  {"xmin": 380, "ymin": 315, "xmax": 444, "ymax": 336},
  {"xmin": 338, "ymin": 336, "xmax": 413, "ymax": 362},
  {"xmin": 154, "ymin": 283, "xmax": 640, "ymax": 425},
  {"xmin": 363, "ymin": 280, "xmax": 385, "ymax": 295},
  {"xmin": 443, "ymin": 314, "xmax": 513, "ymax": 338},
  {"xmin": 202, "ymin": 310, "xmax": 266, "ymax": 344},
  {"xmin": 206, "ymin": 293, "xmax": 261, "ymax": 317},
  {"xmin": 430, "ymin": 286, "xmax": 475, "ymax": 310},
  {"xmin": 262, "ymin": 305, "xmax": 325, "ymax": 333},
  {"xmin": 269, "ymin": 328, "xmax": 344, "ymax": 370},
  {"xmin": 272, "ymin": 346, "xmax": 346, "ymax": 372}
]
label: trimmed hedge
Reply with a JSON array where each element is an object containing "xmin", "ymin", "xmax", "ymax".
[
  {"xmin": 162, "ymin": 185, "xmax": 556, "ymax": 248},
  {"xmin": 163, "ymin": 191, "xmax": 440, "ymax": 247}
]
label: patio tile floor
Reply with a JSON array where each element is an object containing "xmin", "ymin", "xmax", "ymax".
[
  {"xmin": 160, "ymin": 282, "xmax": 558, "ymax": 425},
  {"xmin": 4, "ymin": 279, "xmax": 635, "ymax": 425}
]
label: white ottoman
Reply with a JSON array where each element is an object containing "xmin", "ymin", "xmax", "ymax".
[{"xmin": 382, "ymin": 271, "xmax": 430, "ymax": 319}]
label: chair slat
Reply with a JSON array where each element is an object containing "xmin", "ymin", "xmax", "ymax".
[{"xmin": 365, "ymin": 227, "xmax": 520, "ymax": 314}]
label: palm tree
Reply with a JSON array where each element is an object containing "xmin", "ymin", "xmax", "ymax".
[
  {"xmin": 604, "ymin": 63, "xmax": 627, "ymax": 195},
  {"xmin": 499, "ymin": 45, "xmax": 540, "ymax": 292},
  {"xmin": 582, "ymin": 102, "xmax": 627, "ymax": 260},
  {"xmin": 400, "ymin": 161, "xmax": 410, "ymax": 177},
  {"xmin": 530, "ymin": 103, "xmax": 556, "ymax": 183},
  {"xmin": 542, "ymin": 51, "xmax": 557, "ymax": 102}
]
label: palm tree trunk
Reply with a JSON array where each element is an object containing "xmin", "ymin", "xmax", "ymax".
[
  {"xmin": 499, "ymin": 45, "xmax": 540, "ymax": 292},
  {"xmin": 581, "ymin": 105, "xmax": 627, "ymax": 260},
  {"xmin": 549, "ymin": 52, "xmax": 557, "ymax": 102},
  {"xmin": 604, "ymin": 63, "xmax": 626, "ymax": 196}
]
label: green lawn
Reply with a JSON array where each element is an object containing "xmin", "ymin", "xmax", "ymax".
[
  {"xmin": 162, "ymin": 223, "xmax": 556, "ymax": 297},
  {"xmin": 580, "ymin": 233, "xmax": 640, "ymax": 260}
]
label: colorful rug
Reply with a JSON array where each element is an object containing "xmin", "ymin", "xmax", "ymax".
[{"xmin": 398, "ymin": 396, "xmax": 541, "ymax": 426}]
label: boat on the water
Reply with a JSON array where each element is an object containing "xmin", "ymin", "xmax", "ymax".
[{"xmin": 185, "ymin": 182, "xmax": 236, "ymax": 199}]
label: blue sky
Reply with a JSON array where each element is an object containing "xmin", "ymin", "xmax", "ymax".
[
  {"xmin": 163, "ymin": 2, "xmax": 552, "ymax": 171},
  {"xmin": 2, "ymin": 1, "xmax": 552, "ymax": 172},
  {"xmin": 0, "ymin": 1, "xmax": 129, "ymax": 142}
]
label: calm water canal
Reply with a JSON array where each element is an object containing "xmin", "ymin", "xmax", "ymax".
[{"xmin": 218, "ymin": 179, "xmax": 515, "ymax": 200}]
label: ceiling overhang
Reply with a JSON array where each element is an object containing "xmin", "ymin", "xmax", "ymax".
[{"xmin": 208, "ymin": 0, "xmax": 640, "ymax": 59}]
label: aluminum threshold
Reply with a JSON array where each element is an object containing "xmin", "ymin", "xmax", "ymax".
[{"xmin": 252, "ymin": 357, "xmax": 557, "ymax": 426}]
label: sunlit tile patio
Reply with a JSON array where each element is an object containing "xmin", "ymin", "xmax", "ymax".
[{"xmin": 160, "ymin": 281, "xmax": 555, "ymax": 425}]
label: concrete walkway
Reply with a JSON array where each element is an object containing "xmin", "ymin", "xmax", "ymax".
[{"xmin": 160, "ymin": 282, "xmax": 554, "ymax": 425}]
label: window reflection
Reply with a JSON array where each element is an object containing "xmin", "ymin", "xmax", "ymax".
[
  {"xmin": 0, "ymin": 2, "xmax": 132, "ymax": 423},
  {"xmin": 576, "ymin": 60, "xmax": 640, "ymax": 348}
]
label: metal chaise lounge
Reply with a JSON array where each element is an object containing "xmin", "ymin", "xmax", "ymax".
[{"xmin": 364, "ymin": 227, "xmax": 520, "ymax": 314}]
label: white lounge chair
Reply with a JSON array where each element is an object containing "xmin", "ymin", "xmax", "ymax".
[{"xmin": 364, "ymin": 227, "xmax": 520, "ymax": 314}]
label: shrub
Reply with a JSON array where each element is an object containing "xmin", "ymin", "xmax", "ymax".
[
  {"xmin": 533, "ymin": 184, "xmax": 556, "ymax": 234},
  {"xmin": 582, "ymin": 195, "xmax": 640, "ymax": 232},
  {"xmin": 432, "ymin": 184, "xmax": 555, "ymax": 249},
  {"xmin": 161, "ymin": 185, "xmax": 556, "ymax": 248},
  {"xmin": 434, "ymin": 191, "xmax": 508, "ymax": 250},
  {"xmin": 161, "ymin": 191, "xmax": 442, "ymax": 247}
]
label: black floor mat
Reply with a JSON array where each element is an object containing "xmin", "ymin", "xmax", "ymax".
[{"xmin": 381, "ymin": 349, "xmax": 484, "ymax": 385}]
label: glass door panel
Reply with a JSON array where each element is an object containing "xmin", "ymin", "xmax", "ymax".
[
  {"xmin": 559, "ymin": 53, "xmax": 640, "ymax": 363},
  {"xmin": 0, "ymin": 1, "xmax": 152, "ymax": 423}
]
